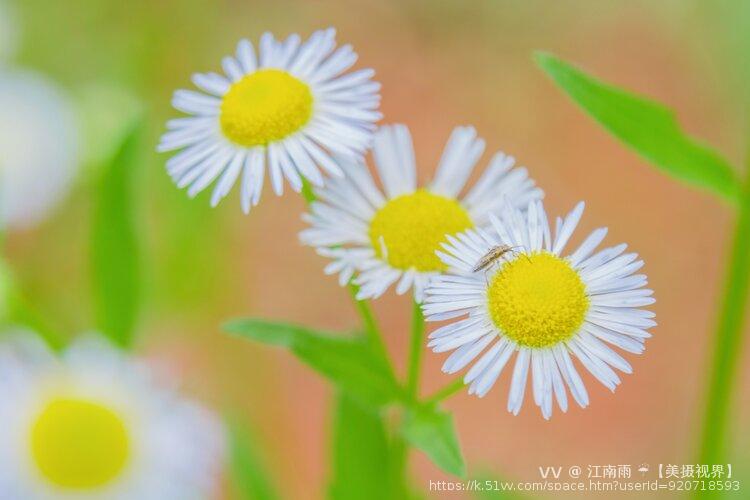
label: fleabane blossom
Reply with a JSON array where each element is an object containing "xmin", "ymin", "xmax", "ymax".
[
  {"xmin": 423, "ymin": 200, "xmax": 655, "ymax": 418},
  {"xmin": 158, "ymin": 28, "xmax": 381, "ymax": 212},
  {"xmin": 0, "ymin": 333, "xmax": 224, "ymax": 499},
  {"xmin": 300, "ymin": 124, "xmax": 542, "ymax": 301}
]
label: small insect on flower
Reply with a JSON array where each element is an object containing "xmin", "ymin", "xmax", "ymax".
[
  {"xmin": 472, "ymin": 245, "xmax": 525, "ymax": 273},
  {"xmin": 472, "ymin": 244, "xmax": 528, "ymax": 286},
  {"xmin": 423, "ymin": 200, "xmax": 656, "ymax": 419}
]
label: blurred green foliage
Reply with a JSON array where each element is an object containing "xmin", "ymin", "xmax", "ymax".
[
  {"xmin": 228, "ymin": 418, "xmax": 280, "ymax": 500},
  {"xmin": 91, "ymin": 120, "xmax": 143, "ymax": 348}
]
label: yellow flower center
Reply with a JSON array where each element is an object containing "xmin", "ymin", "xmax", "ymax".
[
  {"xmin": 219, "ymin": 69, "xmax": 313, "ymax": 147},
  {"xmin": 369, "ymin": 189, "xmax": 473, "ymax": 271},
  {"xmin": 30, "ymin": 398, "xmax": 130, "ymax": 490},
  {"xmin": 487, "ymin": 252, "xmax": 589, "ymax": 348}
]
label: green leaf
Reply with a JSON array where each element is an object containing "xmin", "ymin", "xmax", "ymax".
[
  {"xmin": 225, "ymin": 319, "xmax": 402, "ymax": 409},
  {"xmin": 401, "ymin": 405, "xmax": 466, "ymax": 478},
  {"xmin": 91, "ymin": 120, "xmax": 143, "ymax": 348},
  {"xmin": 228, "ymin": 419, "xmax": 279, "ymax": 500},
  {"xmin": 329, "ymin": 393, "xmax": 392, "ymax": 500},
  {"xmin": 535, "ymin": 52, "xmax": 741, "ymax": 203}
]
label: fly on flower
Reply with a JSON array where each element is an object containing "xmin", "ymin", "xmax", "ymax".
[
  {"xmin": 422, "ymin": 200, "xmax": 656, "ymax": 418},
  {"xmin": 0, "ymin": 333, "xmax": 224, "ymax": 498},
  {"xmin": 158, "ymin": 28, "xmax": 381, "ymax": 212},
  {"xmin": 299, "ymin": 124, "xmax": 543, "ymax": 302}
]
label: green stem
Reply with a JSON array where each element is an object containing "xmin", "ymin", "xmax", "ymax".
[
  {"xmin": 388, "ymin": 432, "xmax": 409, "ymax": 498},
  {"xmin": 697, "ymin": 169, "xmax": 750, "ymax": 472},
  {"xmin": 300, "ymin": 178, "xmax": 384, "ymax": 349},
  {"xmin": 301, "ymin": 178, "xmax": 316, "ymax": 204},
  {"xmin": 406, "ymin": 300, "xmax": 425, "ymax": 401},
  {"xmin": 425, "ymin": 378, "xmax": 465, "ymax": 405},
  {"xmin": 300, "ymin": 178, "xmax": 393, "ymax": 373},
  {"xmin": 301, "ymin": 177, "xmax": 407, "ymax": 492},
  {"xmin": 348, "ymin": 283, "xmax": 391, "ymax": 370}
]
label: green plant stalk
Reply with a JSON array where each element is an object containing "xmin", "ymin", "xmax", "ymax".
[
  {"xmin": 304, "ymin": 188, "xmax": 467, "ymax": 483},
  {"xmin": 697, "ymin": 168, "xmax": 750, "ymax": 471},
  {"xmin": 388, "ymin": 301, "xmax": 428, "ymax": 495},
  {"xmin": 388, "ymin": 431, "xmax": 410, "ymax": 498},
  {"xmin": 348, "ymin": 292, "xmax": 408, "ymax": 494},
  {"xmin": 300, "ymin": 179, "xmax": 316, "ymax": 204},
  {"xmin": 300, "ymin": 179, "xmax": 393, "ymax": 370},
  {"xmin": 406, "ymin": 300, "xmax": 425, "ymax": 401},
  {"xmin": 348, "ymin": 282, "xmax": 393, "ymax": 374},
  {"xmin": 425, "ymin": 378, "xmax": 465, "ymax": 406}
]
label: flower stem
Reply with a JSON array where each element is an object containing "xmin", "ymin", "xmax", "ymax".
[
  {"xmin": 348, "ymin": 283, "xmax": 392, "ymax": 369},
  {"xmin": 300, "ymin": 178, "xmax": 394, "ymax": 372},
  {"xmin": 697, "ymin": 168, "xmax": 750, "ymax": 472},
  {"xmin": 300, "ymin": 178, "xmax": 316, "ymax": 204},
  {"xmin": 388, "ymin": 432, "xmax": 409, "ymax": 498},
  {"xmin": 425, "ymin": 378, "xmax": 465, "ymax": 405},
  {"xmin": 301, "ymin": 176, "xmax": 405, "ymax": 493},
  {"xmin": 406, "ymin": 300, "xmax": 425, "ymax": 401}
]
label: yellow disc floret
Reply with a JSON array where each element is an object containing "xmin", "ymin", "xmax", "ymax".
[
  {"xmin": 487, "ymin": 252, "xmax": 589, "ymax": 348},
  {"xmin": 369, "ymin": 189, "xmax": 473, "ymax": 272},
  {"xmin": 220, "ymin": 69, "xmax": 313, "ymax": 146},
  {"xmin": 30, "ymin": 397, "xmax": 130, "ymax": 489}
]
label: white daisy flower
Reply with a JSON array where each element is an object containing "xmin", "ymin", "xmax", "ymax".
[
  {"xmin": 423, "ymin": 200, "xmax": 656, "ymax": 419},
  {"xmin": 0, "ymin": 333, "xmax": 224, "ymax": 499},
  {"xmin": 300, "ymin": 124, "xmax": 543, "ymax": 301},
  {"xmin": 0, "ymin": 69, "xmax": 79, "ymax": 230},
  {"xmin": 158, "ymin": 27, "xmax": 381, "ymax": 212}
]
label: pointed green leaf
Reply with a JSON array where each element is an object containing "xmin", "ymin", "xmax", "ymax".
[
  {"xmin": 535, "ymin": 52, "xmax": 741, "ymax": 203},
  {"xmin": 225, "ymin": 319, "xmax": 402, "ymax": 409},
  {"xmin": 91, "ymin": 120, "xmax": 143, "ymax": 348},
  {"xmin": 329, "ymin": 393, "xmax": 392, "ymax": 500},
  {"xmin": 228, "ymin": 419, "xmax": 279, "ymax": 500},
  {"xmin": 401, "ymin": 405, "xmax": 466, "ymax": 478}
]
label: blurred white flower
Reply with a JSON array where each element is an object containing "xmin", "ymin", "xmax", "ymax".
[
  {"xmin": 0, "ymin": 333, "xmax": 225, "ymax": 499},
  {"xmin": 0, "ymin": 69, "xmax": 79, "ymax": 230}
]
